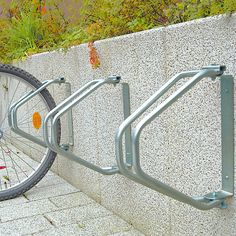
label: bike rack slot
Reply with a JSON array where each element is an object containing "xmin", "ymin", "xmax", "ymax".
[
  {"xmin": 43, "ymin": 76, "xmax": 132, "ymax": 175},
  {"xmin": 115, "ymin": 65, "xmax": 234, "ymax": 210},
  {"xmin": 8, "ymin": 64, "xmax": 234, "ymax": 210}
]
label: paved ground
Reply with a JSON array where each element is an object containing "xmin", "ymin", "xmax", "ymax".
[{"xmin": 0, "ymin": 171, "xmax": 144, "ymax": 236}]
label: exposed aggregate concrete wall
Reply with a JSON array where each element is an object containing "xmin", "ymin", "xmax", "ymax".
[{"xmin": 17, "ymin": 14, "xmax": 236, "ymax": 236}]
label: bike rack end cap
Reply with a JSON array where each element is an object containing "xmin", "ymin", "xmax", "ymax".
[
  {"xmin": 106, "ymin": 75, "xmax": 121, "ymax": 84},
  {"xmin": 57, "ymin": 77, "xmax": 66, "ymax": 84},
  {"xmin": 202, "ymin": 64, "xmax": 226, "ymax": 76}
]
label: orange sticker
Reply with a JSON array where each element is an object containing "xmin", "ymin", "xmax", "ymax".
[{"xmin": 32, "ymin": 112, "xmax": 42, "ymax": 130}]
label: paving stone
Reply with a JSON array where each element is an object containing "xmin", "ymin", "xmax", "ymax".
[
  {"xmin": 35, "ymin": 174, "xmax": 68, "ymax": 188},
  {"xmin": 34, "ymin": 215, "xmax": 136, "ymax": 236},
  {"xmin": 0, "ymin": 215, "xmax": 53, "ymax": 236},
  {"xmin": 49, "ymin": 192, "xmax": 94, "ymax": 209},
  {"xmin": 75, "ymin": 214, "xmax": 133, "ymax": 235},
  {"xmin": 0, "ymin": 196, "xmax": 28, "ymax": 208},
  {"xmin": 25, "ymin": 183, "xmax": 79, "ymax": 201},
  {"xmin": 33, "ymin": 224, "xmax": 82, "ymax": 236},
  {"xmin": 45, "ymin": 203, "xmax": 112, "ymax": 226},
  {"xmin": 110, "ymin": 229, "xmax": 145, "ymax": 236},
  {"xmin": 0, "ymin": 199, "xmax": 57, "ymax": 222}
]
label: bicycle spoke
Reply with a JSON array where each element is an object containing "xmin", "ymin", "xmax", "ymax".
[
  {"xmin": 3, "ymin": 133, "xmax": 46, "ymax": 155},
  {"xmin": 0, "ymin": 80, "xmax": 21, "ymax": 128},
  {"xmin": 0, "ymin": 139, "xmax": 36, "ymax": 172},
  {"xmin": 0, "ymin": 141, "xmax": 11, "ymax": 187},
  {"xmin": 0, "ymin": 141, "xmax": 28, "ymax": 180},
  {"xmin": 2, "ymin": 126, "xmax": 31, "ymax": 132},
  {"xmin": 17, "ymin": 101, "xmax": 47, "ymax": 124},
  {"xmin": 0, "ymin": 141, "xmax": 22, "ymax": 183},
  {"xmin": 2, "ymin": 122, "xmax": 51, "ymax": 133}
]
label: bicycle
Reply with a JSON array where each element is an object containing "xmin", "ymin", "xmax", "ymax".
[{"xmin": 0, "ymin": 63, "xmax": 234, "ymax": 210}]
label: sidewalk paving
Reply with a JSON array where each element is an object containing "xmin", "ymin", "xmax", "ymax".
[{"xmin": 0, "ymin": 171, "xmax": 144, "ymax": 236}]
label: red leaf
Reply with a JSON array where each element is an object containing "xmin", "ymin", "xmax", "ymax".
[
  {"xmin": 88, "ymin": 42, "xmax": 101, "ymax": 69},
  {"xmin": 41, "ymin": 6, "xmax": 47, "ymax": 15}
]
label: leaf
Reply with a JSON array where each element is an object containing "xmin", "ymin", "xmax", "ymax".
[
  {"xmin": 3, "ymin": 175, "xmax": 10, "ymax": 181},
  {"xmin": 88, "ymin": 42, "xmax": 101, "ymax": 69}
]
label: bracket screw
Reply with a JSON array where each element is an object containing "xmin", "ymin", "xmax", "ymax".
[{"xmin": 221, "ymin": 201, "xmax": 228, "ymax": 209}]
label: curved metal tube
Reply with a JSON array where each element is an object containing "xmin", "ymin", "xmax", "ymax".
[
  {"xmin": 115, "ymin": 70, "xmax": 199, "ymax": 172},
  {"xmin": 45, "ymin": 78, "xmax": 120, "ymax": 175},
  {"xmin": 115, "ymin": 67, "xmax": 227, "ymax": 210},
  {"xmin": 10, "ymin": 80, "xmax": 58, "ymax": 147},
  {"xmin": 43, "ymin": 80, "xmax": 100, "ymax": 150}
]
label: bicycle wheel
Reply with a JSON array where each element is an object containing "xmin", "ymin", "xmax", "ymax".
[{"xmin": 0, "ymin": 63, "xmax": 61, "ymax": 200}]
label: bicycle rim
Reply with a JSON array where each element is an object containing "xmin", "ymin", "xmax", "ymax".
[{"xmin": 0, "ymin": 64, "xmax": 59, "ymax": 200}]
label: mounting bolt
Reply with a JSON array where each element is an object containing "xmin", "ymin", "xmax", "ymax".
[
  {"xmin": 107, "ymin": 75, "xmax": 121, "ymax": 84},
  {"xmin": 225, "ymin": 176, "xmax": 229, "ymax": 179},
  {"xmin": 60, "ymin": 144, "xmax": 69, "ymax": 151},
  {"xmin": 57, "ymin": 77, "xmax": 66, "ymax": 84},
  {"xmin": 220, "ymin": 201, "xmax": 228, "ymax": 209}
]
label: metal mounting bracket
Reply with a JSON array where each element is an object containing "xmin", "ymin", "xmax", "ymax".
[{"xmin": 220, "ymin": 75, "xmax": 234, "ymax": 199}]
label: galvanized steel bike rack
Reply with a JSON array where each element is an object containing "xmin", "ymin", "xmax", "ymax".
[{"xmin": 8, "ymin": 64, "xmax": 234, "ymax": 210}]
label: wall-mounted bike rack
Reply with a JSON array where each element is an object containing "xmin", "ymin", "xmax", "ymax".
[{"xmin": 8, "ymin": 64, "xmax": 234, "ymax": 210}]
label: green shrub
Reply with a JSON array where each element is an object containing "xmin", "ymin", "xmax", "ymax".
[
  {"xmin": 0, "ymin": 0, "xmax": 236, "ymax": 63},
  {"xmin": 165, "ymin": 0, "xmax": 236, "ymax": 24},
  {"xmin": 0, "ymin": 19, "xmax": 10, "ymax": 63},
  {"xmin": 0, "ymin": 0, "xmax": 70, "ymax": 62},
  {"xmin": 81, "ymin": 0, "xmax": 236, "ymax": 39},
  {"xmin": 4, "ymin": 12, "xmax": 44, "ymax": 60}
]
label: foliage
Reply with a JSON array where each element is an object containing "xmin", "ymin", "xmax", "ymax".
[
  {"xmin": 0, "ymin": 19, "xmax": 10, "ymax": 62},
  {"xmin": 0, "ymin": 0, "xmax": 71, "ymax": 62},
  {"xmin": 81, "ymin": 0, "xmax": 236, "ymax": 40},
  {"xmin": 165, "ymin": 0, "xmax": 236, "ymax": 23},
  {"xmin": 4, "ymin": 12, "xmax": 44, "ymax": 60},
  {"xmin": 0, "ymin": 0, "xmax": 236, "ymax": 63},
  {"xmin": 80, "ymin": 0, "xmax": 125, "ymax": 41}
]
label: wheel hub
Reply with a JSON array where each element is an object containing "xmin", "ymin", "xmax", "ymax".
[{"xmin": 0, "ymin": 129, "xmax": 3, "ymax": 140}]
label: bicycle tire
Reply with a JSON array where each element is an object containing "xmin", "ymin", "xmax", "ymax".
[{"xmin": 0, "ymin": 63, "xmax": 61, "ymax": 200}]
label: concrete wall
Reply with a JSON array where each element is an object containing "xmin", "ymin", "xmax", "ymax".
[{"xmin": 16, "ymin": 14, "xmax": 236, "ymax": 235}]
